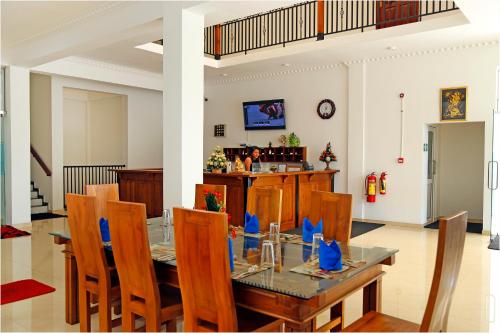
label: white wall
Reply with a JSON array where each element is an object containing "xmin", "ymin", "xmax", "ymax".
[
  {"xmin": 204, "ymin": 65, "xmax": 349, "ymax": 193},
  {"xmin": 204, "ymin": 44, "xmax": 499, "ymax": 229},
  {"xmin": 63, "ymin": 88, "xmax": 127, "ymax": 165},
  {"xmin": 436, "ymin": 122, "xmax": 484, "ymax": 220},
  {"xmin": 363, "ymin": 44, "xmax": 497, "ymax": 228},
  {"xmin": 50, "ymin": 76, "xmax": 162, "ymax": 209},
  {"xmin": 30, "ymin": 73, "xmax": 53, "ymax": 208}
]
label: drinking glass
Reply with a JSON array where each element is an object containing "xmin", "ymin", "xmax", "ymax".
[
  {"xmin": 260, "ymin": 240, "xmax": 275, "ymax": 267},
  {"xmin": 269, "ymin": 222, "xmax": 280, "ymax": 243},
  {"xmin": 161, "ymin": 209, "xmax": 172, "ymax": 243},
  {"xmin": 311, "ymin": 233, "xmax": 323, "ymax": 260}
]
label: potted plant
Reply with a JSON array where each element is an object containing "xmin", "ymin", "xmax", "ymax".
[
  {"xmin": 319, "ymin": 142, "xmax": 337, "ymax": 170},
  {"xmin": 206, "ymin": 146, "xmax": 227, "ymax": 173},
  {"xmin": 288, "ymin": 132, "xmax": 301, "ymax": 147}
]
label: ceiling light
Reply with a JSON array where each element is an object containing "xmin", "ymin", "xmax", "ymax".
[
  {"xmin": 135, "ymin": 42, "xmax": 163, "ymax": 55},
  {"xmin": 281, "ymin": 63, "xmax": 291, "ymax": 67},
  {"xmin": 386, "ymin": 46, "xmax": 397, "ymax": 51},
  {"xmin": 220, "ymin": 73, "xmax": 228, "ymax": 77}
]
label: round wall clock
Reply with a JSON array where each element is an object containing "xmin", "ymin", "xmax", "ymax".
[{"xmin": 317, "ymin": 99, "xmax": 336, "ymax": 119}]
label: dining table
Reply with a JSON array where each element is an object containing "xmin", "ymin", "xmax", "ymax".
[{"xmin": 50, "ymin": 217, "xmax": 397, "ymax": 332}]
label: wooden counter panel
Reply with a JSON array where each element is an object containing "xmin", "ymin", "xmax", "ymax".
[
  {"xmin": 251, "ymin": 175, "xmax": 296, "ymax": 231},
  {"xmin": 116, "ymin": 170, "xmax": 163, "ymax": 218},
  {"xmin": 298, "ymin": 172, "xmax": 333, "ymax": 226},
  {"xmin": 203, "ymin": 173, "xmax": 246, "ymax": 227}
]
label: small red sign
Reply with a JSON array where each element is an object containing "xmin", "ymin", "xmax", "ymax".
[{"xmin": 397, "ymin": 157, "xmax": 404, "ymax": 164}]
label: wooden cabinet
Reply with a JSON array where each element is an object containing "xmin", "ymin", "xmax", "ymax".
[
  {"xmin": 223, "ymin": 146, "xmax": 307, "ymax": 163},
  {"xmin": 115, "ymin": 169, "xmax": 163, "ymax": 218}
]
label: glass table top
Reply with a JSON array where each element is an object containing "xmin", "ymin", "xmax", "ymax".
[{"xmin": 50, "ymin": 217, "xmax": 398, "ymax": 300}]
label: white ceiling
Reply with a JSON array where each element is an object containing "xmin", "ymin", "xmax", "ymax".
[
  {"xmin": 1, "ymin": 1, "xmax": 499, "ymax": 82},
  {"xmin": 1, "ymin": 1, "xmax": 114, "ymax": 47}
]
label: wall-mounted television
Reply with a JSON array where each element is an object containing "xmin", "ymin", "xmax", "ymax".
[{"xmin": 243, "ymin": 99, "xmax": 286, "ymax": 130}]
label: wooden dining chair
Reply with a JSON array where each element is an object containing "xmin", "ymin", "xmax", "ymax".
[
  {"xmin": 344, "ymin": 211, "xmax": 468, "ymax": 332},
  {"xmin": 194, "ymin": 184, "xmax": 227, "ymax": 210},
  {"xmin": 246, "ymin": 187, "xmax": 283, "ymax": 232},
  {"xmin": 309, "ymin": 191, "xmax": 353, "ymax": 243},
  {"xmin": 65, "ymin": 193, "xmax": 121, "ymax": 332},
  {"xmin": 107, "ymin": 200, "xmax": 182, "ymax": 332},
  {"xmin": 85, "ymin": 183, "xmax": 119, "ymax": 220},
  {"xmin": 173, "ymin": 207, "xmax": 284, "ymax": 332}
]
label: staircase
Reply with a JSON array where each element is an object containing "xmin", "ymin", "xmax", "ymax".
[{"xmin": 31, "ymin": 181, "xmax": 48, "ymax": 214}]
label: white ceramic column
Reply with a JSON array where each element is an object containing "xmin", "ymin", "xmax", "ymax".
[
  {"xmin": 163, "ymin": 4, "xmax": 204, "ymax": 209},
  {"xmin": 346, "ymin": 61, "xmax": 367, "ymax": 219},
  {"xmin": 4, "ymin": 66, "xmax": 31, "ymax": 224}
]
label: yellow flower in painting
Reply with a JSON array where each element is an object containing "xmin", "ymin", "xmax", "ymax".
[{"xmin": 446, "ymin": 91, "xmax": 464, "ymax": 118}]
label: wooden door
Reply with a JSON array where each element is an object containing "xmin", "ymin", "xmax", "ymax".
[{"xmin": 377, "ymin": 1, "xmax": 419, "ymax": 29}]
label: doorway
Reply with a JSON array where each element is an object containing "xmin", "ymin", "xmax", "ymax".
[{"xmin": 427, "ymin": 122, "xmax": 485, "ymax": 226}]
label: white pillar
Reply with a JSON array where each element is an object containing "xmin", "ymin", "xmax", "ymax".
[
  {"xmin": 50, "ymin": 77, "xmax": 64, "ymax": 210},
  {"xmin": 346, "ymin": 61, "xmax": 366, "ymax": 219},
  {"xmin": 4, "ymin": 66, "xmax": 31, "ymax": 224},
  {"xmin": 163, "ymin": 5, "xmax": 204, "ymax": 209}
]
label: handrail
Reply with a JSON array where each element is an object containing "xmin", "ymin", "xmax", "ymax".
[
  {"xmin": 204, "ymin": 0, "xmax": 458, "ymax": 58},
  {"xmin": 30, "ymin": 145, "xmax": 51, "ymax": 176}
]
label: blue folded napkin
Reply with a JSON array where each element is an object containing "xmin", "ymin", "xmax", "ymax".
[
  {"xmin": 319, "ymin": 240, "xmax": 343, "ymax": 271},
  {"xmin": 99, "ymin": 217, "xmax": 111, "ymax": 243},
  {"xmin": 302, "ymin": 217, "xmax": 323, "ymax": 243},
  {"xmin": 243, "ymin": 236, "xmax": 259, "ymax": 258},
  {"xmin": 228, "ymin": 238, "xmax": 234, "ymax": 272},
  {"xmin": 244, "ymin": 212, "xmax": 259, "ymax": 234}
]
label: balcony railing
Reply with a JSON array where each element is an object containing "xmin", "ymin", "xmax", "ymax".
[{"xmin": 204, "ymin": 0, "xmax": 458, "ymax": 59}]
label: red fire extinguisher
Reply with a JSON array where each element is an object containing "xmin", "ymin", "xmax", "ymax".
[
  {"xmin": 365, "ymin": 172, "xmax": 377, "ymax": 203},
  {"xmin": 380, "ymin": 172, "xmax": 388, "ymax": 195}
]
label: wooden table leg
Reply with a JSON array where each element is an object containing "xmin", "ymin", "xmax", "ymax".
[
  {"xmin": 63, "ymin": 242, "xmax": 79, "ymax": 325},
  {"xmin": 363, "ymin": 277, "xmax": 382, "ymax": 314}
]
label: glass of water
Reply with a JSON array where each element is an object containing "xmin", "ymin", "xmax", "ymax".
[
  {"xmin": 161, "ymin": 209, "xmax": 172, "ymax": 243},
  {"xmin": 311, "ymin": 233, "xmax": 323, "ymax": 260},
  {"xmin": 260, "ymin": 240, "xmax": 275, "ymax": 267},
  {"xmin": 269, "ymin": 222, "xmax": 280, "ymax": 243}
]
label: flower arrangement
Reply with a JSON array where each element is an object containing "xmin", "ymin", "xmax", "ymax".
[
  {"xmin": 203, "ymin": 190, "xmax": 225, "ymax": 212},
  {"xmin": 206, "ymin": 146, "xmax": 228, "ymax": 172},
  {"xmin": 319, "ymin": 142, "xmax": 337, "ymax": 170},
  {"xmin": 202, "ymin": 190, "xmax": 232, "ymax": 223}
]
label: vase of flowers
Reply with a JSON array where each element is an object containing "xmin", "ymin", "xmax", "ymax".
[
  {"xmin": 319, "ymin": 142, "xmax": 337, "ymax": 170},
  {"xmin": 207, "ymin": 146, "xmax": 228, "ymax": 173},
  {"xmin": 202, "ymin": 190, "xmax": 231, "ymax": 223}
]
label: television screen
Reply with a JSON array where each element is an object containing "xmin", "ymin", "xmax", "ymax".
[{"xmin": 243, "ymin": 99, "xmax": 286, "ymax": 130}]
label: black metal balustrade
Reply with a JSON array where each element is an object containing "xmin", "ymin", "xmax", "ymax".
[
  {"xmin": 63, "ymin": 165, "xmax": 126, "ymax": 207},
  {"xmin": 204, "ymin": 0, "xmax": 458, "ymax": 58}
]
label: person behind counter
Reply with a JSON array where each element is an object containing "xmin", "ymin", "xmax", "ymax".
[{"xmin": 244, "ymin": 146, "xmax": 261, "ymax": 172}]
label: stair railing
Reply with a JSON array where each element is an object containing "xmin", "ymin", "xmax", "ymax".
[{"xmin": 30, "ymin": 145, "xmax": 51, "ymax": 177}]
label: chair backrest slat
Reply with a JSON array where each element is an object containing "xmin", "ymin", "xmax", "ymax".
[
  {"xmin": 107, "ymin": 201, "xmax": 160, "ymax": 306},
  {"xmin": 194, "ymin": 184, "xmax": 227, "ymax": 210},
  {"xmin": 309, "ymin": 191, "xmax": 353, "ymax": 243},
  {"xmin": 85, "ymin": 184, "xmax": 119, "ymax": 220},
  {"xmin": 173, "ymin": 208, "xmax": 237, "ymax": 331},
  {"xmin": 66, "ymin": 193, "xmax": 108, "ymax": 281},
  {"xmin": 246, "ymin": 187, "xmax": 282, "ymax": 232},
  {"xmin": 420, "ymin": 211, "xmax": 468, "ymax": 332}
]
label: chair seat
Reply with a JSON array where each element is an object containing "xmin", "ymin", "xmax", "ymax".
[
  {"xmin": 159, "ymin": 285, "xmax": 183, "ymax": 320},
  {"xmin": 236, "ymin": 307, "xmax": 283, "ymax": 332},
  {"xmin": 343, "ymin": 311, "xmax": 420, "ymax": 332}
]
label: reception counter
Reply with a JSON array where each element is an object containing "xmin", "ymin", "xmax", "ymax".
[
  {"xmin": 116, "ymin": 168, "xmax": 338, "ymax": 228},
  {"xmin": 204, "ymin": 170, "xmax": 338, "ymax": 231}
]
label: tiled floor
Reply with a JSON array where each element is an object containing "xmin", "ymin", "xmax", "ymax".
[{"xmin": 1, "ymin": 218, "xmax": 499, "ymax": 332}]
